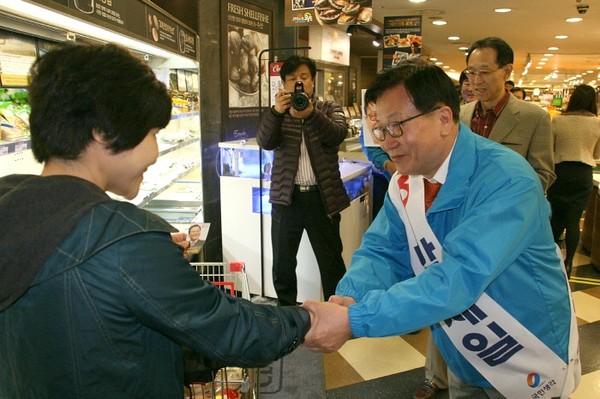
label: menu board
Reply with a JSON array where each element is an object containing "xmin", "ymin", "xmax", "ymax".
[{"xmin": 0, "ymin": 32, "xmax": 37, "ymax": 88}]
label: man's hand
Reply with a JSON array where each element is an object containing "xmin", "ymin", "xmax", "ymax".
[
  {"xmin": 273, "ymin": 88, "xmax": 291, "ymax": 114},
  {"xmin": 302, "ymin": 300, "xmax": 352, "ymax": 353},
  {"xmin": 328, "ymin": 295, "xmax": 356, "ymax": 307}
]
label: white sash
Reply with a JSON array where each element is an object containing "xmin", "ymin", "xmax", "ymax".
[{"xmin": 389, "ymin": 174, "xmax": 580, "ymax": 399}]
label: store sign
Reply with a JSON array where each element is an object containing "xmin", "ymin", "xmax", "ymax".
[
  {"xmin": 284, "ymin": 0, "xmax": 373, "ymax": 26},
  {"xmin": 224, "ymin": 0, "xmax": 272, "ymax": 141},
  {"xmin": 308, "ymin": 25, "xmax": 350, "ymax": 66},
  {"xmin": 383, "ymin": 15, "xmax": 423, "ymax": 70},
  {"xmin": 30, "ymin": 0, "xmax": 197, "ymax": 60}
]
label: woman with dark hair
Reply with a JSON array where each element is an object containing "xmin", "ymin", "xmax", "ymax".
[
  {"xmin": 547, "ymin": 84, "xmax": 600, "ymax": 276},
  {"xmin": 0, "ymin": 43, "xmax": 315, "ymax": 398}
]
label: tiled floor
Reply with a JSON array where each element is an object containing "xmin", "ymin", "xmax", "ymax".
[{"xmin": 323, "ymin": 247, "xmax": 600, "ymax": 398}]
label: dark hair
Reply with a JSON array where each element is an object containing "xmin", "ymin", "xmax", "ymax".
[
  {"xmin": 505, "ymin": 80, "xmax": 515, "ymax": 88},
  {"xmin": 566, "ymin": 84, "xmax": 598, "ymax": 115},
  {"xmin": 28, "ymin": 43, "xmax": 172, "ymax": 163},
  {"xmin": 466, "ymin": 37, "xmax": 514, "ymax": 67},
  {"xmin": 188, "ymin": 224, "xmax": 201, "ymax": 234},
  {"xmin": 363, "ymin": 82, "xmax": 379, "ymax": 114},
  {"xmin": 459, "ymin": 70, "xmax": 469, "ymax": 86},
  {"xmin": 279, "ymin": 55, "xmax": 317, "ymax": 80},
  {"xmin": 510, "ymin": 87, "xmax": 527, "ymax": 100},
  {"xmin": 365, "ymin": 59, "xmax": 460, "ymax": 121}
]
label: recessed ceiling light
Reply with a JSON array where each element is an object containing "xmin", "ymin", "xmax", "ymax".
[
  {"xmin": 538, "ymin": 62, "xmax": 546, "ymax": 65},
  {"xmin": 587, "ymin": 70, "xmax": 594, "ymax": 73},
  {"xmin": 458, "ymin": 46, "xmax": 468, "ymax": 51},
  {"xmin": 432, "ymin": 20, "xmax": 447, "ymax": 25},
  {"xmin": 494, "ymin": 8, "xmax": 511, "ymax": 13},
  {"xmin": 544, "ymin": 53, "xmax": 554, "ymax": 57},
  {"xmin": 409, "ymin": 0, "xmax": 427, "ymax": 3},
  {"xmin": 548, "ymin": 47, "xmax": 559, "ymax": 51},
  {"xmin": 443, "ymin": 65, "xmax": 449, "ymax": 69},
  {"xmin": 536, "ymin": 66, "xmax": 542, "ymax": 69},
  {"xmin": 435, "ymin": 61, "xmax": 443, "ymax": 65},
  {"xmin": 540, "ymin": 58, "xmax": 548, "ymax": 61},
  {"xmin": 555, "ymin": 35, "xmax": 568, "ymax": 39},
  {"xmin": 448, "ymin": 36, "xmax": 460, "ymax": 41},
  {"xmin": 430, "ymin": 57, "xmax": 438, "ymax": 61},
  {"xmin": 565, "ymin": 17, "xmax": 583, "ymax": 23}
]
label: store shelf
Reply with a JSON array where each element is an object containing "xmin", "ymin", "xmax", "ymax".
[{"xmin": 0, "ymin": 137, "xmax": 31, "ymax": 156}]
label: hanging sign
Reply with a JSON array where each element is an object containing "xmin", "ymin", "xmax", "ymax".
[
  {"xmin": 284, "ymin": 0, "xmax": 373, "ymax": 26},
  {"xmin": 383, "ymin": 16, "xmax": 422, "ymax": 69}
]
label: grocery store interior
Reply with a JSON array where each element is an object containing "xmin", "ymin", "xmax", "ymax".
[{"xmin": 0, "ymin": 0, "xmax": 599, "ymax": 398}]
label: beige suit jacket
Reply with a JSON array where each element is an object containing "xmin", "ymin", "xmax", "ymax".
[{"xmin": 460, "ymin": 95, "xmax": 555, "ymax": 190}]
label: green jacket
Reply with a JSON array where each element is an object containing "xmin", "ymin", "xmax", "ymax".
[{"xmin": 0, "ymin": 176, "xmax": 309, "ymax": 398}]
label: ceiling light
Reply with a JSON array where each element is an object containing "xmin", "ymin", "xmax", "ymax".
[
  {"xmin": 544, "ymin": 53, "xmax": 554, "ymax": 57},
  {"xmin": 430, "ymin": 57, "xmax": 438, "ymax": 61},
  {"xmin": 536, "ymin": 66, "xmax": 542, "ymax": 69},
  {"xmin": 409, "ymin": 0, "xmax": 427, "ymax": 3},
  {"xmin": 555, "ymin": 35, "xmax": 568, "ymax": 39},
  {"xmin": 432, "ymin": 20, "xmax": 447, "ymax": 26},
  {"xmin": 435, "ymin": 61, "xmax": 443, "ymax": 65},
  {"xmin": 346, "ymin": 25, "xmax": 356, "ymax": 36},
  {"xmin": 458, "ymin": 46, "xmax": 468, "ymax": 51},
  {"xmin": 448, "ymin": 36, "xmax": 460, "ymax": 41},
  {"xmin": 565, "ymin": 17, "xmax": 583, "ymax": 22},
  {"xmin": 494, "ymin": 8, "xmax": 512, "ymax": 13},
  {"xmin": 372, "ymin": 35, "xmax": 382, "ymax": 47},
  {"xmin": 548, "ymin": 47, "xmax": 559, "ymax": 51},
  {"xmin": 538, "ymin": 62, "xmax": 546, "ymax": 65}
]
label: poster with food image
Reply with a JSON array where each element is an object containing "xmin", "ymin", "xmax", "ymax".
[
  {"xmin": 384, "ymin": 15, "xmax": 422, "ymax": 69},
  {"xmin": 227, "ymin": 26, "xmax": 269, "ymax": 108},
  {"xmin": 284, "ymin": 0, "xmax": 372, "ymax": 26}
]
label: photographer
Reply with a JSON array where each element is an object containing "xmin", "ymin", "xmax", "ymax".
[{"xmin": 257, "ymin": 55, "xmax": 349, "ymax": 306}]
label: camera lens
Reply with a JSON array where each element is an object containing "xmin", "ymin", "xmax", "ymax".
[{"xmin": 291, "ymin": 92, "xmax": 309, "ymax": 111}]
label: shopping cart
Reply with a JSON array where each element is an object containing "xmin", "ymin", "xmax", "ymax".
[{"xmin": 185, "ymin": 262, "xmax": 258, "ymax": 399}]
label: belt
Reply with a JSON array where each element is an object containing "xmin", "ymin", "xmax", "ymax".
[{"xmin": 295, "ymin": 184, "xmax": 318, "ymax": 192}]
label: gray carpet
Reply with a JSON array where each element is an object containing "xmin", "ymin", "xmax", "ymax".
[{"xmin": 259, "ymin": 345, "xmax": 326, "ymax": 398}]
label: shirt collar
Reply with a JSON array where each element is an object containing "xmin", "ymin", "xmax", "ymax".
[
  {"xmin": 426, "ymin": 133, "xmax": 458, "ymax": 185},
  {"xmin": 476, "ymin": 90, "xmax": 511, "ymax": 117}
]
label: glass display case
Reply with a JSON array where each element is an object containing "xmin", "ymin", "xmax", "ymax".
[{"xmin": 218, "ymin": 138, "xmax": 372, "ymax": 300}]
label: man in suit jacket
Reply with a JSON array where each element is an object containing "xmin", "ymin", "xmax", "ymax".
[{"xmin": 459, "ymin": 37, "xmax": 555, "ymax": 191}]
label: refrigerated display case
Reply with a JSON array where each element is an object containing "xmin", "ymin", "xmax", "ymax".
[
  {"xmin": 219, "ymin": 138, "xmax": 372, "ymax": 301},
  {"xmin": 0, "ymin": 1, "xmax": 204, "ymax": 223}
]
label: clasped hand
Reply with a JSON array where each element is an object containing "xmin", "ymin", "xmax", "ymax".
[{"xmin": 302, "ymin": 295, "xmax": 356, "ymax": 353}]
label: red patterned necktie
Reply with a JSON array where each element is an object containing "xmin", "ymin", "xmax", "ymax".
[{"xmin": 424, "ymin": 178, "xmax": 442, "ymax": 211}]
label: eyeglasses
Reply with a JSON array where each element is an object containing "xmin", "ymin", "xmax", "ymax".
[
  {"xmin": 464, "ymin": 67, "xmax": 503, "ymax": 79},
  {"xmin": 372, "ymin": 106, "xmax": 441, "ymax": 141},
  {"xmin": 367, "ymin": 113, "xmax": 377, "ymax": 121}
]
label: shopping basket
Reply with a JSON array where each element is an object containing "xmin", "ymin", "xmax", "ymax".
[{"xmin": 185, "ymin": 262, "xmax": 258, "ymax": 399}]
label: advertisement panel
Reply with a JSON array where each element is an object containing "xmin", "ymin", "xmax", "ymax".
[
  {"xmin": 383, "ymin": 15, "xmax": 422, "ymax": 70},
  {"xmin": 29, "ymin": 0, "xmax": 197, "ymax": 59},
  {"xmin": 284, "ymin": 0, "xmax": 372, "ymax": 26},
  {"xmin": 224, "ymin": 1, "xmax": 272, "ymax": 141}
]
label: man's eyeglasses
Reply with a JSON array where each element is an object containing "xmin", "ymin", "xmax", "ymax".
[
  {"xmin": 372, "ymin": 106, "xmax": 441, "ymax": 141},
  {"xmin": 464, "ymin": 67, "xmax": 503, "ymax": 79}
]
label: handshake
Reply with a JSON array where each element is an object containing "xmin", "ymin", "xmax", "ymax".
[{"xmin": 301, "ymin": 296, "xmax": 356, "ymax": 353}]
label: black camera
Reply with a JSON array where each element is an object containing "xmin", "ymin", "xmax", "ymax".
[{"xmin": 291, "ymin": 81, "xmax": 310, "ymax": 111}]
